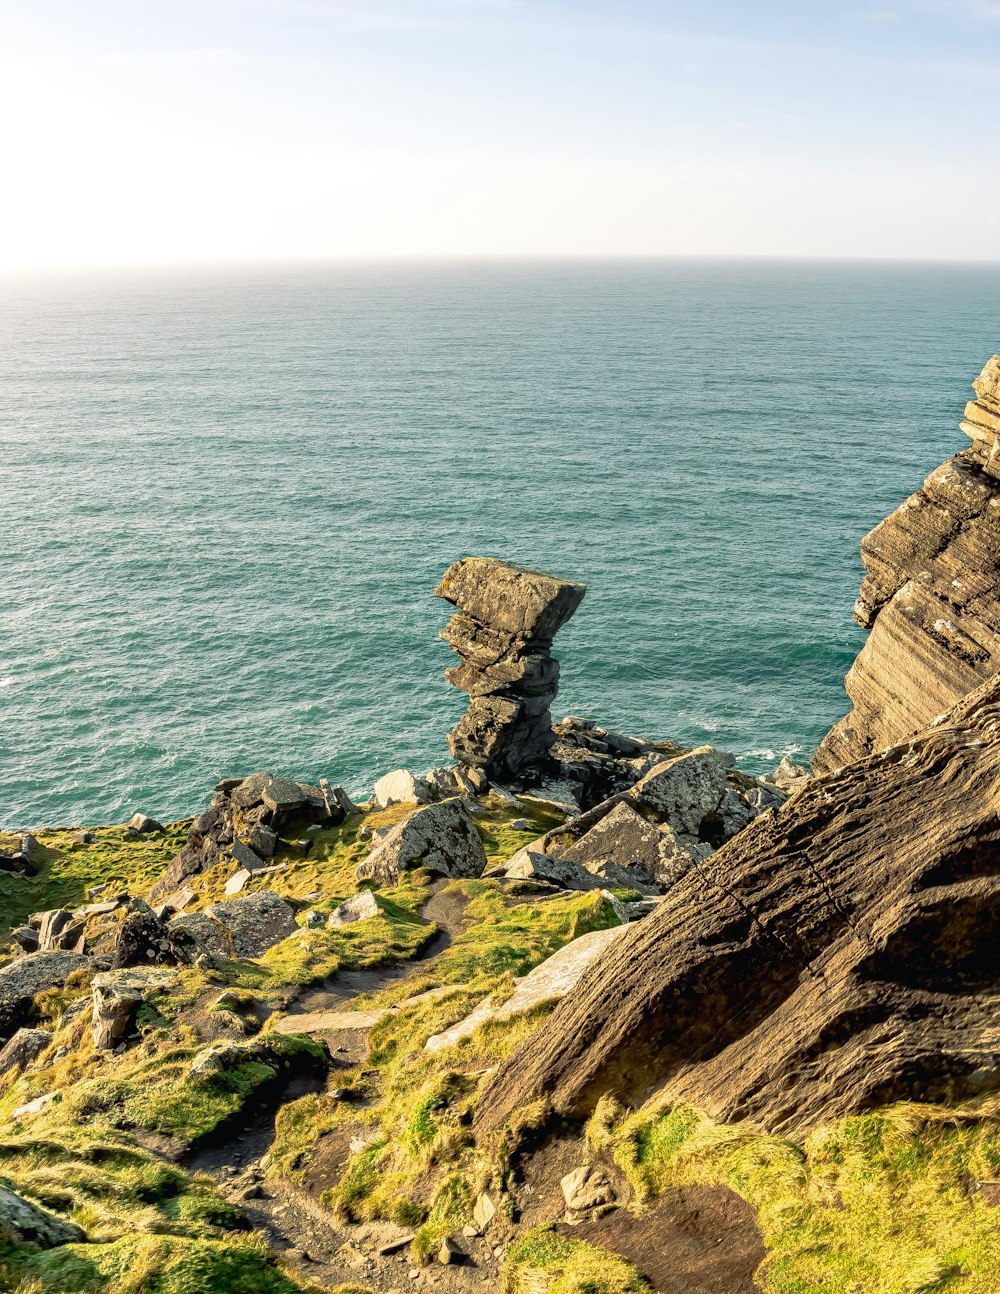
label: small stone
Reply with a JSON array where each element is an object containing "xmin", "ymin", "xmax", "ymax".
[
  {"xmin": 473, "ymin": 1191, "xmax": 496, "ymax": 1230},
  {"xmin": 438, "ymin": 1236, "xmax": 461, "ymax": 1264},
  {"xmin": 509, "ymin": 818, "xmax": 529, "ymax": 831},
  {"xmin": 373, "ymin": 769, "xmax": 432, "ymax": 807},
  {"xmin": 128, "ymin": 813, "xmax": 164, "ymax": 834},
  {"xmin": 327, "ymin": 890, "xmax": 381, "ymax": 927}
]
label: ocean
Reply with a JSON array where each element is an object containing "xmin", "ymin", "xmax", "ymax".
[{"xmin": 3, "ymin": 258, "xmax": 998, "ymax": 828}]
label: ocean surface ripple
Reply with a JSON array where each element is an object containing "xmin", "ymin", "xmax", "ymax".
[{"xmin": 3, "ymin": 259, "xmax": 998, "ymax": 827}]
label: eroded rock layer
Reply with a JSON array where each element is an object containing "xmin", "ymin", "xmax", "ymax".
[
  {"xmin": 474, "ymin": 674, "xmax": 1000, "ymax": 1140},
  {"xmin": 813, "ymin": 356, "xmax": 1000, "ymax": 773},
  {"xmin": 435, "ymin": 558, "xmax": 586, "ymax": 783}
]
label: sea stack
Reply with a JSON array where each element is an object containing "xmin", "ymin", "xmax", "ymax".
[
  {"xmin": 435, "ymin": 557, "xmax": 586, "ymax": 784},
  {"xmin": 813, "ymin": 355, "xmax": 1000, "ymax": 774}
]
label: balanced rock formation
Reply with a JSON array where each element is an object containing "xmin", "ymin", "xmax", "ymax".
[
  {"xmin": 435, "ymin": 558, "xmax": 586, "ymax": 783},
  {"xmin": 814, "ymin": 356, "xmax": 1000, "ymax": 773},
  {"xmin": 475, "ymin": 673, "xmax": 1000, "ymax": 1141}
]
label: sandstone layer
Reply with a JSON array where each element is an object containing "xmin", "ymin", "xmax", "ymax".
[
  {"xmin": 435, "ymin": 558, "xmax": 586, "ymax": 783},
  {"xmin": 475, "ymin": 673, "xmax": 1000, "ymax": 1140},
  {"xmin": 814, "ymin": 355, "xmax": 1000, "ymax": 773}
]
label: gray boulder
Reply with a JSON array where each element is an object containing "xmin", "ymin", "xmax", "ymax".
[
  {"xmin": 0, "ymin": 1183, "xmax": 86, "ymax": 1249},
  {"xmin": 632, "ymin": 745, "xmax": 728, "ymax": 834},
  {"xmin": 559, "ymin": 800, "xmax": 693, "ymax": 889},
  {"xmin": 0, "ymin": 1028, "xmax": 51, "ymax": 1078},
  {"xmin": 356, "ymin": 798, "xmax": 487, "ymax": 886},
  {"xmin": 0, "ymin": 951, "xmax": 91, "ymax": 1041},
  {"xmin": 205, "ymin": 891, "xmax": 299, "ymax": 958},
  {"xmin": 127, "ymin": 813, "xmax": 163, "ymax": 834},
  {"xmin": 169, "ymin": 911, "xmax": 235, "ymax": 962},
  {"xmin": 327, "ymin": 890, "xmax": 381, "ymax": 926}
]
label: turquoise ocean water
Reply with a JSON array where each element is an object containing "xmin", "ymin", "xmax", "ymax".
[{"xmin": 3, "ymin": 259, "xmax": 998, "ymax": 828}]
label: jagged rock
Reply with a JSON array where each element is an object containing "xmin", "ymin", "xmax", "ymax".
[
  {"xmin": 557, "ymin": 800, "xmax": 697, "ymax": 889},
  {"xmin": 327, "ymin": 890, "xmax": 381, "ymax": 926},
  {"xmin": 0, "ymin": 951, "xmax": 92, "ymax": 1041},
  {"xmin": 815, "ymin": 359, "xmax": 1000, "ymax": 773},
  {"xmin": 33, "ymin": 910, "xmax": 75, "ymax": 951},
  {"xmin": 501, "ymin": 845, "xmax": 606, "ymax": 890},
  {"xmin": 475, "ymin": 674, "xmax": 1000, "ymax": 1140},
  {"xmin": 765, "ymin": 755, "xmax": 811, "ymax": 793},
  {"xmin": 435, "ymin": 558, "xmax": 586, "ymax": 783},
  {"xmin": 152, "ymin": 770, "xmax": 335, "ymax": 899},
  {"xmin": 473, "ymin": 1192, "xmax": 497, "ymax": 1230},
  {"xmin": 0, "ymin": 1028, "xmax": 51, "ymax": 1078},
  {"xmin": 373, "ymin": 769, "xmax": 431, "ymax": 807},
  {"xmin": 19, "ymin": 834, "xmax": 40, "ymax": 862},
  {"xmin": 168, "ymin": 911, "xmax": 235, "ymax": 962},
  {"xmin": 91, "ymin": 968, "xmax": 176, "ymax": 1050},
  {"xmin": 127, "ymin": 813, "xmax": 163, "ymax": 834},
  {"xmin": 110, "ymin": 909, "xmax": 179, "ymax": 969},
  {"xmin": 355, "ymin": 798, "xmax": 487, "ymax": 886},
  {"xmin": 8, "ymin": 928, "xmax": 38, "ymax": 955},
  {"xmin": 0, "ymin": 1183, "xmax": 86, "ymax": 1249},
  {"xmin": 425, "ymin": 924, "xmax": 627, "ymax": 1053},
  {"xmin": 632, "ymin": 746, "xmax": 729, "ymax": 835},
  {"xmin": 0, "ymin": 850, "xmax": 37, "ymax": 876},
  {"xmin": 74, "ymin": 831, "xmax": 96, "ymax": 845},
  {"xmin": 205, "ymin": 891, "xmax": 299, "ymax": 958}
]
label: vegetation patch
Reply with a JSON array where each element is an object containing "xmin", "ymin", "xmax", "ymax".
[{"xmin": 502, "ymin": 1225, "xmax": 649, "ymax": 1293}]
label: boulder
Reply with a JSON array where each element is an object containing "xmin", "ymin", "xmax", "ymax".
[
  {"xmin": 168, "ymin": 911, "xmax": 234, "ymax": 962},
  {"xmin": 205, "ymin": 891, "xmax": 299, "ymax": 958},
  {"xmin": 0, "ymin": 1183, "xmax": 86, "ymax": 1249},
  {"xmin": 327, "ymin": 890, "xmax": 381, "ymax": 926},
  {"xmin": 127, "ymin": 813, "xmax": 163, "ymax": 834},
  {"xmin": 425, "ymin": 925, "xmax": 627, "ymax": 1053},
  {"xmin": 0, "ymin": 952, "xmax": 92, "ymax": 1041},
  {"xmin": 558, "ymin": 800, "xmax": 696, "ymax": 889},
  {"xmin": 110, "ymin": 910, "xmax": 179, "ymax": 970},
  {"xmin": 91, "ymin": 968, "xmax": 176, "ymax": 1051},
  {"xmin": 502, "ymin": 846, "xmax": 605, "ymax": 890},
  {"xmin": 475, "ymin": 673, "xmax": 1000, "ymax": 1140},
  {"xmin": 632, "ymin": 746, "xmax": 728, "ymax": 835},
  {"xmin": 8, "ymin": 928, "xmax": 38, "ymax": 955},
  {"xmin": 435, "ymin": 558, "xmax": 586, "ymax": 783},
  {"xmin": 560, "ymin": 1164, "xmax": 616, "ymax": 1220},
  {"xmin": 355, "ymin": 798, "xmax": 487, "ymax": 886},
  {"xmin": 373, "ymin": 769, "xmax": 431, "ymax": 806},
  {"xmin": 0, "ymin": 1028, "xmax": 51, "ymax": 1078}
]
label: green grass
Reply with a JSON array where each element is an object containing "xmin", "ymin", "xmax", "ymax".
[
  {"xmin": 611, "ymin": 1099, "xmax": 1000, "ymax": 1294},
  {"xmin": 3, "ymin": 1233, "xmax": 322, "ymax": 1294},
  {"xmin": 502, "ymin": 1226, "xmax": 649, "ymax": 1293},
  {"xmin": 0, "ymin": 825, "xmax": 190, "ymax": 939}
]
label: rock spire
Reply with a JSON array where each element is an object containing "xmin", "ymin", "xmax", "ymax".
[
  {"xmin": 813, "ymin": 355, "xmax": 1000, "ymax": 774},
  {"xmin": 435, "ymin": 557, "xmax": 586, "ymax": 784}
]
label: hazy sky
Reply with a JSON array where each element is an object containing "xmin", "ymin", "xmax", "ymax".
[{"xmin": 1, "ymin": 0, "xmax": 998, "ymax": 267}]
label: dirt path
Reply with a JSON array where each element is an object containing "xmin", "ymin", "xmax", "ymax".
[{"xmin": 185, "ymin": 880, "xmax": 497, "ymax": 1291}]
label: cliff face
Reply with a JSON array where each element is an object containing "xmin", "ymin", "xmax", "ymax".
[
  {"xmin": 474, "ymin": 672, "xmax": 1000, "ymax": 1139},
  {"xmin": 813, "ymin": 356, "xmax": 1000, "ymax": 773}
]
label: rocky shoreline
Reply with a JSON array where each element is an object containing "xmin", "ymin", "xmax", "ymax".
[{"xmin": 1, "ymin": 361, "xmax": 999, "ymax": 1294}]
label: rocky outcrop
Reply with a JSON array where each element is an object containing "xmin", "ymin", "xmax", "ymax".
[
  {"xmin": 91, "ymin": 968, "xmax": 176, "ymax": 1051},
  {"xmin": 355, "ymin": 798, "xmax": 487, "ymax": 887},
  {"xmin": 814, "ymin": 357, "xmax": 1000, "ymax": 773},
  {"xmin": 0, "ymin": 951, "xmax": 92, "ymax": 1042},
  {"xmin": 151, "ymin": 771, "xmax": 351, "ymax": 899},
  {"xmin": 435, "ymin": 558, "xmax": 586, "ymax": 783},
  {"xmin": 475, "ymin": 673, "xmax": 1000, "ymax": 1140}
]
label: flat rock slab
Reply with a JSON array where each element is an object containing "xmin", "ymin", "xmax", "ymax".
[
  {"xmin": 205, "ymin": 890, "xmax": 299, "ymax": 958},
  {"xmin": 273, "ymin": 1009, "xmax": 389, "ymax": 1036},
  {"xmin": 425, "ymin": 924, "xmax": 627, "ymax": 1053}
]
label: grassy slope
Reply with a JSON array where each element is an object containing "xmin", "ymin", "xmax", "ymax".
[{"xmin": 3, "ymin": 797, "xmax": 1000, "ymax": 1294}]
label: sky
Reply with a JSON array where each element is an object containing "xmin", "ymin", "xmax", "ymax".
[{"xmin": 0, "ymin": 0, "xmax": 998, "ymax": 268}]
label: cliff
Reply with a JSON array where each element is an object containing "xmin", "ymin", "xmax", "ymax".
[{"xmin": 814, "ymin": 355, "xmax": 1000, "ymax": 773}]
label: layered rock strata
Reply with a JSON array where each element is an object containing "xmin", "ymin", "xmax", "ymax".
[
  {"xmin": 475, "ymin": 673, "xmax": 1000, "ymax": 1140},
  {"xmin": 814, "ymin": 356, "xmax": 1000, "ymax": 773},
  {"xmin": 435, "ymin": 558, "xmax": 586, "ymax": 783}
]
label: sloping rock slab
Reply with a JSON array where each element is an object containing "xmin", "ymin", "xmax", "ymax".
[
  {"xmin": 632, "ymin": 746, "xmax": 728, "ymax": 834},
  {"xmin": 356, "ymin": 798, "xmax": 487, "ymax": 886},
  {"xmin": 559, "ymin": 800, "xmax": 696, "ymax": 889},
  {"xmin": 426, "ymin": 925, "xmax": 627, "ymax": 1053},
  {"xmin": 475, "ymin": 675, "xmax": 1000, "ymax": 1140}
]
